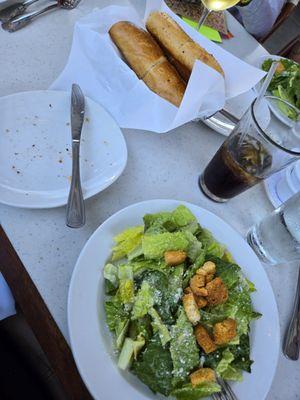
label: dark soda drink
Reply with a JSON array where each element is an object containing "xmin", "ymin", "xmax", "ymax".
[{"xmin": 200, "ymin": 134, "xmax": 272, "ymax": 201}]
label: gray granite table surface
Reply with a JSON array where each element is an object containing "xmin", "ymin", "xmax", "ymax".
[{"xmin": 0, "ymin": 0, "xmax": 299, "ymax": 398}]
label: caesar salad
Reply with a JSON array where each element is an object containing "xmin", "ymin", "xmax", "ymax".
[{"xmin": 103, "ymin": 205, "xmax": 261, "ymax": 399}]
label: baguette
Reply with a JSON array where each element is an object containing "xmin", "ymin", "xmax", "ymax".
[
  {"xmin": 146, "ymin": 12, "xmax": 224, "ymax": 80},
  {"xmin": 109, "ymin": 21, "xmax": 186, "ymax": 107}
]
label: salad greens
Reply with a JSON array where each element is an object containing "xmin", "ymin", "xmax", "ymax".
[
  {"xmin": 103, "ymin": 205, "xmax": 261, "ymax": 399},
  {"xmin": 262, "ymin": 58, "xmax": 300, "ymax": 121},
  {"xmin": 170, "ymin": 308, "xmax": 199, "ymax": 386}
]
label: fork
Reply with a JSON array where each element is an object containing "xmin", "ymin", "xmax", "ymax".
[
  {"xmin": 283, "ymin": 266, "xmax": 300, "ymax": 360},
  {"xmin": 2, "ymin": 0, "xmax": 81, "ymax": 32},
  {"xmin": 0, "ymin": 0, "xmax": 40, "ymax": 22},
  {"xmin": 212, "ymin": 377, "xmax": 238, "ymax": 400}
]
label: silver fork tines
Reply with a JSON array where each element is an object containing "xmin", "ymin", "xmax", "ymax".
[{"xmin": 217, "ymin": 377, "xmax": 238, "ymax": 400}]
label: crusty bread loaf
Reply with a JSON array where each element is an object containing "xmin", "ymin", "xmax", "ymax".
[
  {"xmin": 109, "ymin": 21, "xmax": 186, "ymax": 107},
  {"xmin": 143, "ymin": 60, "xmax": 186, "ymax": 106},
  {"xmin": 146, "ymin": 12, "xmax": 224, "ymax": 79}
]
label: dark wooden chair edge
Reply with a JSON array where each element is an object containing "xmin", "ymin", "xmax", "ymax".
[
  {"xmin": 260, "ymin": 2, "xmax": 298, "ymax": 43},
  {"xmin": 0, "ymin": 225, "xmax": 92, "ymax": 400}
]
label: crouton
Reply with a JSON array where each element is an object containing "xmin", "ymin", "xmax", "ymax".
[
  {"xmin": 194, "ymin": 324, "xmax": 216, "ymax": 354},
  {"xmin": 184, "ymin": 286, "xmax": 193, "ymax": 294},
  {"xmin": 206, "ymin": 277, "xmax": 228, "ymax": 306},
  {"xmin": 196, "ymin": 268, "xmax": 207, "ymax": 279},
  {"xmin": 183, "ymin": 293, "xmax": 201, "ymax": 325},
  {"xmin": 197, "ymin": 288, "xmax": 208, "ymax": 297},
  {"xmin": 201, "ymin": 261, "xmax": 216, "ymax": 275},
  {"xmin": 190, "ymin": 274, "xmax": 206, "ymax": 295},
  {"xmin": 164, "ymin": 250, "xmax": 187, "ymax": 266},
  {"xmin": 276, "ymin": 61, "xmax": 285, "ymax": 74},
  {"xmin": 206, "ymin": 273, "xmax": 214, "ymax": 283},
  {"xmin": 190, "ymin": 368, "xmax": 216, "ymax": 387},
  {"xmin": 195, "ymin": 296, "xmax": 207, "ymax": 309},
  {"xmin": 213, "ymin": 318, "xmax": 237, "ymax": 345}
]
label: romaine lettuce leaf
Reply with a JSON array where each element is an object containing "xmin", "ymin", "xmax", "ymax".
[
  {"xmin": 142, "ymin": 271, "xmax": 170, "ymax": 322},
  {"xmin": 129, "ymin": 259, "xmax": 168, "ymax": 277},
  {"xmin": 144, "ymin": 211, "xmax": 175, "ymax": 234},
  {"xmin": 118, "ymin": 264, "xmax": 134, "ymax": 306},
  {"xmin": 171, "ymin": 382, "xmax": 221, "ymax": 400},
  {"xmin": 104, "ymin": 297, "xmax": 128, "ymax": 332},
  {"xmin": 262, "ymin": 58, "xmax": 300, "ymax": 120},
  {"xmin": 201, "ymin": 258, "xmax": 261, "ymax": 336},
  {"xmin": 129, "ymin": 315, "xmax": 152, "ymax": 342},
  {"xmin": 226, "ymin": 288, "xmax": 261, "ymax": 336},
  {"xmin": 142, "ymin": 232, "xmax": 189, "ymax": 259},
  {"xmin": 185, "ymin": 231, "xmax": 203, "ymax": 262},
  {"xmin": 165, "ymin": 265, "xmax": 184, "ymax": 311},
  {"xmin": 182, "ymin": 250, "xmax": 205, "ymax": 288},
  {"xmin": 181, "ymin": 220, "xmax": 201, "ymax": 235},
  {"xmin": 230, "ymin": 334, "xmax": 253, "ymax": 372},
  {"xmin": 132, "ymin": 281, "xmax": 154, "ymax": 320},
  {"xmin": 172, "ymin": 205, "xmax": 196, "ymax": 227},
  {"xmin": 105, "ymin": 280, "xmax": 118, "ymax": 296},
  {"xmin": 116, "ymin": 319, "xmax": 129, "ymax": 350},
  {"xmin": 201, "ymin": 286, "xmax": 261, "ymax": 336},
  {"xmin": 142, "ymin": 268, "xmax": 183, "ymax": 324},
  {"xmin": 143, "ymin": 206, "xmax": 196, "ymax": 235},
  {"xmin": 127, "ymin": 244, "xmax": 144, "ymax": 261},
  {"xmin": 204, "ymin": 335, "xmax": 252, "ymax": 382},
  {"xmin": 148, "ymin": 307, "xmax": 171, "ymax": 346},
  {"xmin": 209, "ymin": 257, "xmax": 241, "ymax": 289},
  {"xmin": 204, "ymin": 334, "xmax": 252, "ymax": 374},
  {"xmin": 112, "ymin": 226, "xmax": 144, "ymax": 261},
  {"xmin": 198, "ymin": 229, "xmax": 225, "ymax": 258},
  {"xmin": 216, "ymin": 349, "xmax": 243, "ymax": 382},
  {"xmin": 118, "ymin": 335, "xmax": 145, "ymax": 370},
  {"xmin": 170, "ymin": 308, "xmax": 199, "ymax": 386},
  {"xmin": 103, "ymin": 263, "xmax": 119, "ymax": 288},
  {"xmin": 131, "ymin": 334, "xmax": 174, "ymax": 396}
]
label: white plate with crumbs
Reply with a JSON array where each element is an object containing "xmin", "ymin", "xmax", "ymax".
[
  {"xmin": 0, "ymin": 90, "xmax": 127, "ymax": 208},
  {"xmin": 68, "ymin": 199, "xmax": 280, "ymax": 400}
]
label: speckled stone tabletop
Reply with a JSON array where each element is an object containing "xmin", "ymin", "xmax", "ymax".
[{"xmin": 0, "ymin": 0, "xmax": 299, "ymax": 399}]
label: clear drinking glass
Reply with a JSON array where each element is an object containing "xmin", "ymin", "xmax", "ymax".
[
  {"xmin": 199, "ymin": 96, "xmax": 300, "ymax": 202},
  {"xmin": 197, "ymin": 0, "xmax": 240, "ymax": 29},
  {"xmin": 247, "ymin": 192, "xmax": 300, "ymax": 265}
]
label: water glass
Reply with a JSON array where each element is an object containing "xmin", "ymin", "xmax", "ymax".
[{"xmin": 247, "ymin": 192, "xmax": 300, "ymax": 265}]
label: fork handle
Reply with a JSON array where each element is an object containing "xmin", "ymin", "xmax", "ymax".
[
  {"xmin": 2, "ymin": 3, "xmax": 59, "ymax": 32},
  {"xmin": 283, "ymin": 268, "xmax": 300, "ymax": 360},
  {"xmin": 0, "ymin": 0, "xmax": 39, "ymax": 22}
]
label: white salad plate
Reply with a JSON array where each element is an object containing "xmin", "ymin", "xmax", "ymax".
[
  {"xmin": 0, "ymin": 90, "xmax": 127, "ymax": 208},
  {"xmin": 68, "ymin": 199, "xmax": 280, "ymax": 400}
]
